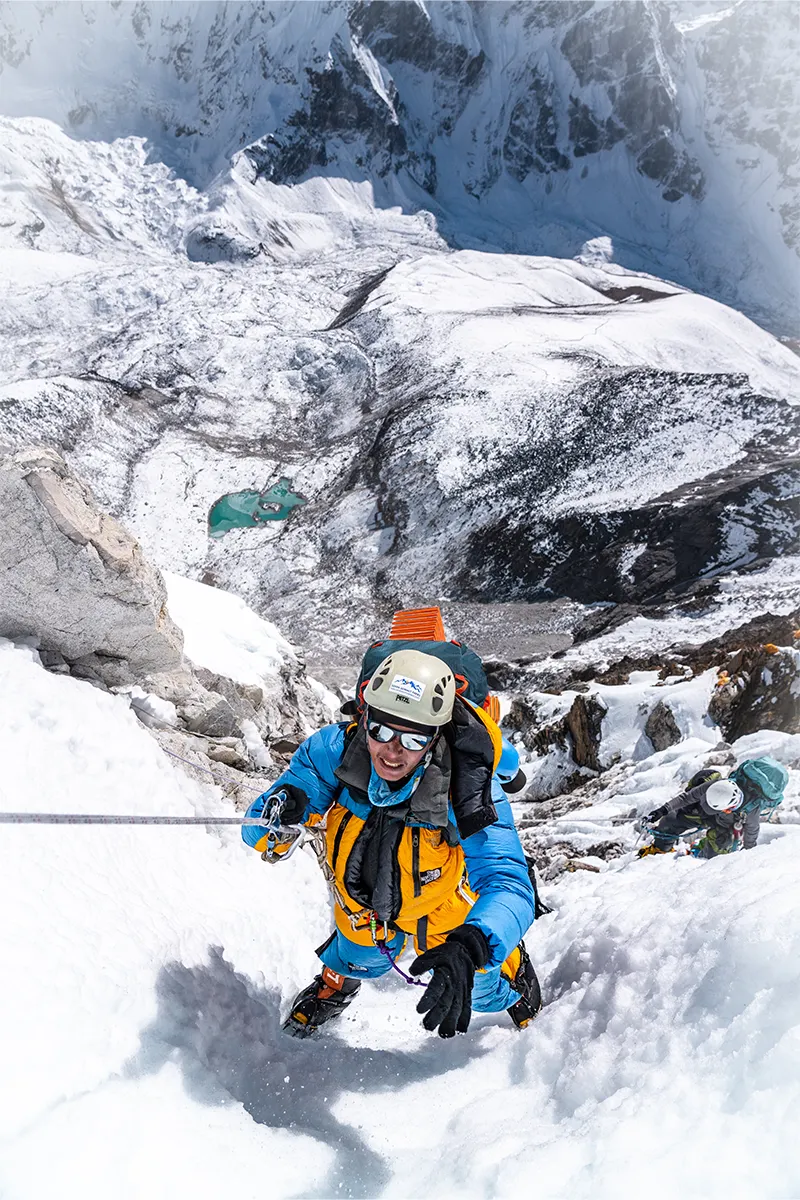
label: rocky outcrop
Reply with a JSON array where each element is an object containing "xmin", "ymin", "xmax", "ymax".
[
  {"xmin": 644, "ymin": 700, "xmax": 682, "ymax": 752},
  {"xmin": 0, "ymin": 446, "xmax": 183, "ymax": 687},
  {"xmin": 455, "ymin": 371, "xmax": 798, "ymax": 608},
  {"xmin": 709, "ymin": 646, "xmax": 800, "ymax": 741},
  {"xmin": 536, "ymin": 609, "xmax": 800, "ymax": 693},
  {"xmin": 0, "ymin": 448, "xmax": 330, "ymax": 788},
  {"xmin": 565, "ymin": 693, "xmax": 607, "ymax": 772},
  {"xmin": 504, "ymin": 690, "xmax": 607, "ymax": 798}
]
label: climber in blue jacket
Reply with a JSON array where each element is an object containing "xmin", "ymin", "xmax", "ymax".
[{"xmin": 243, "ymin": 648, "xmax": 540, "ymax": 1039}]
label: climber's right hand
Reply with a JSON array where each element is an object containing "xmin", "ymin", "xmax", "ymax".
[{"xmin": 252, "ymin": 784, "xmax": 308, "ymax": 828}]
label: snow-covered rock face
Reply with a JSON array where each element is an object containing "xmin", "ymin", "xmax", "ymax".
[
  {"xmin": 0, "ymin": 111, "xmax": 798, "ymax": 674},
  {"xmin": 0, "ymin": 0, "xmax": 797, "ymax": 331}
]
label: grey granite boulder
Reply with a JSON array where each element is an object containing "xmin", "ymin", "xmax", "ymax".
[{"xmin": 0, "ymin": 447, "xmax": 183, "ymax": 685}]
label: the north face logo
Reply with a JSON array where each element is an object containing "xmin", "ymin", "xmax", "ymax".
[{"xmin": 419, "ymin": 868, "xmax": 442, "ymax": 885}]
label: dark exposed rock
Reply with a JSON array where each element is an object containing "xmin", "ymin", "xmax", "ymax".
[
  {"xmin": 2, "ymin": 0, "xmax": 796, "ymax": 331},
  {"xmin": 568, "ymin": 96, "xmax": 626, "ymax": 158},
  {"xmin": 352, "ymin": 0, "xmax": 467, "ymax": 74},
  {"xmin": 565, "ymin": 693, "xmax": 607, "ymax": 771},
  {"xmin": 644, "ymin": 700, "xmax": 682, "ymax": 752},
  {"xmin": 242, "ymin": 39, "xmax": 412, "ymax": 187},
  {"xmin": 679, "ymin": 613, "xmax": 800, "ymax": 672},
  {"xmin": 503, "ymin": 74, "xmax": 571, "ymax": 181},
  {"xmin": 454, "ymin": 371, "xmax": 799, "ymax": 607},
  {"xmin": 244, "ymin": 0, "xmax": 712, "ymax": 209},
  {"xmin": 529, "ymin": 610, "xmax": 800, "ymax": 696},
  {"xmin": 522, "ymin": 838, "xmax": 626, "ymax": 880},
  {"xmin": 505, "ymin": 692, "xmax": 605, "ymax": 783},
  {"xmin": 327, "ymin": 268, "xmax": 394, "ymax": 331},
  {"xmin": 185, "ymin": 223, "xmax": 262, "ymax": 264},
  {"xmin": 504, "ymin": 696, "xmax": 545, "ymax": 744},
  {"xmin": 711, "ymin": 647, "xmax": 800, "ymax": 741},
  {"xmin": 38, "ymin": 646, "xmax": 71, "ymax": 675},
  {"xmin": 593, "ymin": 283, "xmax": 676, "ymax": 303}
]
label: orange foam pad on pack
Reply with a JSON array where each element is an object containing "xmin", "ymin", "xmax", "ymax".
[{"xmin": 389, "ymin": 607, "xmax": 447, "ymax": 642}]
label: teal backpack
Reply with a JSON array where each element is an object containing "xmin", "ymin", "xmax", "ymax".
[
  {"xmin": 355, "ymin": 638, "xmax": 490, "ymax": 710},
  {"xmin": 731, "ymin": 757, "xmax": 789, "ymax": 811}
]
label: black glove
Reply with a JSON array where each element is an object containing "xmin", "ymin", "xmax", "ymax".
[
  {"xmin": 253, "ymin": 784, "xmax": 308, "ymax": 826},
  {"xmin": 409, "ymin": 924, "xmax": 490, "ymax": 1038},
  {"xmin": 648, "ymin": 805, "xmax": 669, "ymax": 823}
]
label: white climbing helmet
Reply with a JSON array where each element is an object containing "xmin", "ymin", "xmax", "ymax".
[
  {"xmin": 363, "ymin": 649, "xmax": 456, "ymax": 727},
  {"xmin": 705, "ymin": 780, "xmax": 745, "ymax": 813}
]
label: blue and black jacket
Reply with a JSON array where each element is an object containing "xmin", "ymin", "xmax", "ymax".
[{"xmin": 244, "ymin": 702, "xmax": 535, "ymax": 968}]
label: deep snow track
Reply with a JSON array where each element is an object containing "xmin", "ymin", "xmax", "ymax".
[{"xmin": 1, "ymin": 614, "xmax": 799, "ymax": 1199}]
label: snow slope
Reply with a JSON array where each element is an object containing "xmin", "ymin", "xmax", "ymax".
[
  {"xmin": 0, "ymin": 640, "xmax": 335, "ymax": 1199},
  {"xmin": 1, "ymin": 590, "xmax": 800, "ymax": 1198}
]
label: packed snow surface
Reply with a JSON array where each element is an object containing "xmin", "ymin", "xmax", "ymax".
[
  {"xmin": 163, "ymin": 570, "xmax": 296, "ymax": 686},
  {"xmin": 2, "ymin": 599, "xmax": 799, "ymax": 1198}
]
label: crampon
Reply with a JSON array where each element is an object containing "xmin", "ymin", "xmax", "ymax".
[
  {"xmin": 282, "ymin": 967, "xmax": 361, "ymax": 1039},
  {"xmin": 506, "ymin": 941, "xmax": 543, "ymax": 1030}
]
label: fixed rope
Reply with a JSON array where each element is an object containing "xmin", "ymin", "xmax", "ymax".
[{"xmin": 0, "ymin": 812, "xmax": 272, "ymax": 826}]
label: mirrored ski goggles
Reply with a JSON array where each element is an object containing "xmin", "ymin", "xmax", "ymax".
[{"xmin": 366, "ymin": 720, "xmax": 434, "ymax": 753}]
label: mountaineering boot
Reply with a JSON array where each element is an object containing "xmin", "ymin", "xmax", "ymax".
[
  {"xmin": 506, "ymin": 941, "xmax": 543, "ymax": 1030},
  {"xmin": 637, "ymin": 842, "xmax": 670, "ymax": 858},
  {"xmin": 282, "ymin": 966, "xmax": 361, "ymax": 1039}
]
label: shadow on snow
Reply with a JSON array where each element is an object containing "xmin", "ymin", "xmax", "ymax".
[{"xmin": 123, "ymin": 945, "xmax": 491, "ymax": 1199}]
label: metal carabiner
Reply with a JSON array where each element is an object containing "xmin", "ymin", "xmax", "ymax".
[{"xmin": 261, "ymin": 825, "xmax": 305, "ymax": 863}]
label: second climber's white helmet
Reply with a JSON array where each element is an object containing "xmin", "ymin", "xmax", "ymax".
[
  {"xmin": 363, "ymin": 649, "xmax": 456, "ymax": 727},
  {"xmin": 705, "ymin": 780, "xmax": 745, "ymax": 813}
]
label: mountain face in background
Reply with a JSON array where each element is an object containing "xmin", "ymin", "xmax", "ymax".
[
  {"xmin": 0, "ymin": 2, "xmax": 798, "ymax": 674},
  {"xmin": 1, "ymin": 0, "xmax": 797, "ymax": 333}
]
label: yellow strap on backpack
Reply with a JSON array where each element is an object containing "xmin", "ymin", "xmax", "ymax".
[{"xmin": 467, "ymin": 701, "xmax": 504, "ymax": 773}]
